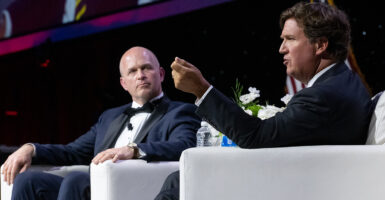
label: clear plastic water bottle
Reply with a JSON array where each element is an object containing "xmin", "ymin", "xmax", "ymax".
[{"xmin": 196, "ymin": 121, "xmax": 211, "ymax": 147}]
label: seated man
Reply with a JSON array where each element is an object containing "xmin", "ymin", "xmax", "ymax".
[
  {"xmin": 156, "ymin": 2, "xmax": 373, "ymax": 199},
  {"xmin": 1, "ymin": 46, "xmax": 201, "ymax": 200}
]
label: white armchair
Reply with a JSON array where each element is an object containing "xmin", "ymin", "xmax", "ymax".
[
  {"xmin": 180, "ymin": 146, "xmax": 385, "ymax": 200},
  {"xmin": 91, "ymin": 160, "xmax": 179, "ymax": 200},
  {"xmin": 1, "ymin": 160, "xmax": 178, "ymax": 200},
  {"xmin": 180, "ymin": 91, "xmax": 385, "ymax": 200}
]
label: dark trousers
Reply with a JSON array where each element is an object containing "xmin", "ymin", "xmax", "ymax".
[
  {"xmin": 154, "ymin": 170, "xmax": 180, "ymax": 200},
  {"xmin": 12, "ymin": 171, "xmax": 90, "ymax": 200}
]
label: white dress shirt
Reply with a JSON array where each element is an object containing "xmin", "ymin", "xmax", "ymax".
[
  {"xmin": 306, "ymin": 63, "xmax": 336, "ymax": 88},
  {"xmin": 114, "ymin": 92, "xmax": 164, "ymax": 148}
]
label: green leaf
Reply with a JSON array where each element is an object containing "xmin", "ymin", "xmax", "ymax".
[
  {"xmin": 246, "ymin": 104, "xmax": 262, "ymax": 117},
  {"xmin": 232, "ymin": 78, "xmax": 244, "ymax": 107}
]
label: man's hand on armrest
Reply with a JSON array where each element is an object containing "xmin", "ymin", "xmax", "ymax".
[
  {"xmin": 1, "ymin": 144, "xmax": 34, "ymax": 185},
  {"xmin": 92, "ymin": 146, "xmax": 137, "ymax": 165}
]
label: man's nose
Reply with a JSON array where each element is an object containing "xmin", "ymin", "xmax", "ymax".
[
  {"xmin": 279, "ymin": 41, "xmax": 287, "ymax": 54},
  {"xmin": 136, "ymin": 70, "xmax": 146, "ymax": 79}
]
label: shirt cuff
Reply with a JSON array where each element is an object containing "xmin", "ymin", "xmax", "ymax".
[
  {"xmin": 195, "ymin": 85, "xmax": 213, "ymax": 106},
  {"xmin": 138, "ymin": 148, "xmax": 146, "ymax": 158},
  {"xmin": 26, "ymin": 143, "xmax": 36, "ymax": 157}
]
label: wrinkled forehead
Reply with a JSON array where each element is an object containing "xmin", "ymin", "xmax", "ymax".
[{"xmin": 120, "ymin": 49, "xmax": 159, "ymax": 73}]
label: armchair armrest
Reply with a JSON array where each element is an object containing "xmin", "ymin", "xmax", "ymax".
[
  {"xmin": 90, "ymin": 160, "xmax": 179, "ymax": 200},
  {"xmin": 180, "ymin": 146, "xmax": 385, "ymax": 200}
]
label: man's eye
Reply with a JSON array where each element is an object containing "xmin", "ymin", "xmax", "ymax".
[{"xmin": 143, "ymin": 65, "xmax": 152, "ymax": 70}]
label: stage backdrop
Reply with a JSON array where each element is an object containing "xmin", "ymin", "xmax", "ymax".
[{"xmin": 0, "ymin": 0, "xmax": 233, "ymax": 55}]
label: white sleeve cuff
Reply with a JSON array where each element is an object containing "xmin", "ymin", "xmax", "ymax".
[
  {"xmin": 195, "ymin": 85, "xmax": 213, "ymax": 106},
  {"xmin": 138, "ymin": 147, "xmax": 146, "ymax": 158},
  {"xmin": 25, "ymin": 143, "xmax": 36, "ymax": 157}
]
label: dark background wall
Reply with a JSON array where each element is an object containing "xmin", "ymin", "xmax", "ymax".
[{"xmin": 0, "ymin": 0, "xmax": 384, "ymax": 152}]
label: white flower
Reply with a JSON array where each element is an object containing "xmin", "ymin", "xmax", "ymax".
[
  {"xmin": 280, "ymin": 94, "xmax": 293, "ymax": 105},
  {"xmin": 238, "ymin": 87, "xmax": 260, "ymax": 105},
  {"xmin": 244, "ymin": 109, "xmax": 253, "ymax": 116},
  {"xmin": 248, "ymin": 87, "xmax": 260, "ymax": 95},
  {"xmin": 206, "ymin": 123, "xmax": 222, "ymax": 146},
  {"xmin": 233, "ymin": 82, "xmax": 287, "ymax": 120},
  {"xmin": 257, "ymin": 105, "xmax": 285, "ymax": 120},
  {"xmin": 207, "ymin": 123, "xmax": 220, "ymax": 137},
  {"xmin": 240, "ymin": 93, "xmax": 259, "ymax": 104}
]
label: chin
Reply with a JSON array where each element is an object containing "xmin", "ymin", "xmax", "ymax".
[{"xmin": 286, "ymin": 68, "xmax": 294, "ymax": 77}]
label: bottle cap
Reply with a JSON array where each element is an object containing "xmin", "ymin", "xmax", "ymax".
[{"xmin": 201, "ymin": 121, "xmax": 208, "ymax": 127}]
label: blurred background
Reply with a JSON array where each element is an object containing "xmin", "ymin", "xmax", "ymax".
[{"xmin": 1, "ymin": 0, "xmax": 384, "ymax": 163}]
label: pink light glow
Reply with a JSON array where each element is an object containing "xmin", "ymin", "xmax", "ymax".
[
  {"xmin": 0, "ymin": 31, "xmax": 51, "ymax": 55},
  {"xmin": 0, "ymin": 0, "xmax": 232, "ymax": 56}
]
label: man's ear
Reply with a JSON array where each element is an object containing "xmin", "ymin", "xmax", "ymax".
[
  {"xmin": 120, "ymin": 77, "xmax": 128, "ymax": 91},
  {"xmin": 159, "ymin": 67, "xmax": 165, "ymax": 82},
  {"xmin": 315, "ymin": 37, "xmax": 328, "ymax": 56}
]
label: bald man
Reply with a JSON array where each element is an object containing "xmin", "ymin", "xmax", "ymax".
[{"xmin": 1, "ymin": 46, "xmax": 200, "ymax": 200}]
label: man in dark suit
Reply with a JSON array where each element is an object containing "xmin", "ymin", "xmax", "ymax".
[
  {"xmin": 1, "ymin": 46, "xmax": 201, "ymax": 200},
  {"xmin": 155, "ymin": 2, "xmax": 373, "ymax": 199}
]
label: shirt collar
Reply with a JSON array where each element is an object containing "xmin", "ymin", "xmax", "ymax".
[
  {"xmin": 132, "ymin": 92, "xmax": 164, "ymax": 108},
  {"xmin": 306, "ymin": 63, "xmax": 336, "ymax": 88}
]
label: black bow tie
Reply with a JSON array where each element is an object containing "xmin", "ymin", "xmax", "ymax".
[
  {"xmin": 123, "ymin": 98, "xmax": 163, "ymax": 131},
  {"xmin": 124, "ymin": 98, "xmax": 162, "ymax": 130},
  {"xmin": 124, "ymin": 98, "xmax": 163, "ymax": 116},
  {"xmin": 124, "ymin": 102, "xmax": 154, "ymax": 117}
]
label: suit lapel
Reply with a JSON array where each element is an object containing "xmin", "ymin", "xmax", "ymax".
[
  {"xmin": 97, "ymin": 107, "xmax": 130, "ymax": 153},
  {"xmin": 134, "ymin": 97, "xmax": 170, "ymax": 143}
]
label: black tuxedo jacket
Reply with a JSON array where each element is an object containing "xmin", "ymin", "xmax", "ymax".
[
  {"xmin": 33, "ymin": 96, "xmax": 201, "ymax": 164},
  {"xmin": 197, "ymin": 62, "xmax": 373, "ymax": 148}
]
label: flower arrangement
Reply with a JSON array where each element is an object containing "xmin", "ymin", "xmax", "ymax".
[
  {"xmin": 232, "ymin": 79, "xmax": 292, "ymax": 120},
  {"xmin": 202, "ymin": 80, "xmax": 293, "ymax": 147}
]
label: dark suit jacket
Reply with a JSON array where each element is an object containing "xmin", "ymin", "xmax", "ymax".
[
  {"xmin": 197, "ymin": 62, "xmax": 373, "ymax": 148},
  {"xmin": 32, "ymin": 96, "xmax": 201, "ymax": 164}
]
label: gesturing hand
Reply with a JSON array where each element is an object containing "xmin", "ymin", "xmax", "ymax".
[
  {"xmin": 171, "ymin": 57, "xmax": 210, "ymax": 98},
  {"xmin": 1, "ymin": 144, "xmax": 34, "ymax": 185},
  {"xmin": 92, "ymin": 146, "xmax": 135, "ymax": 165}
]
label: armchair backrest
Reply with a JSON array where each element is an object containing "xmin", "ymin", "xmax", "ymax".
[{"xmin": 366, "ymin": 91, "xmax": 385, "ymax": 144}]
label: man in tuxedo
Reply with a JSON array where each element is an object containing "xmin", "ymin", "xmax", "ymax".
[
  {"xmin": 155, "ymin": 2, "xmax": 373, "ymax": 199},
  {"xmin": 1, "ymin": 46, "xmax": 201, "ymax": 200}
]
